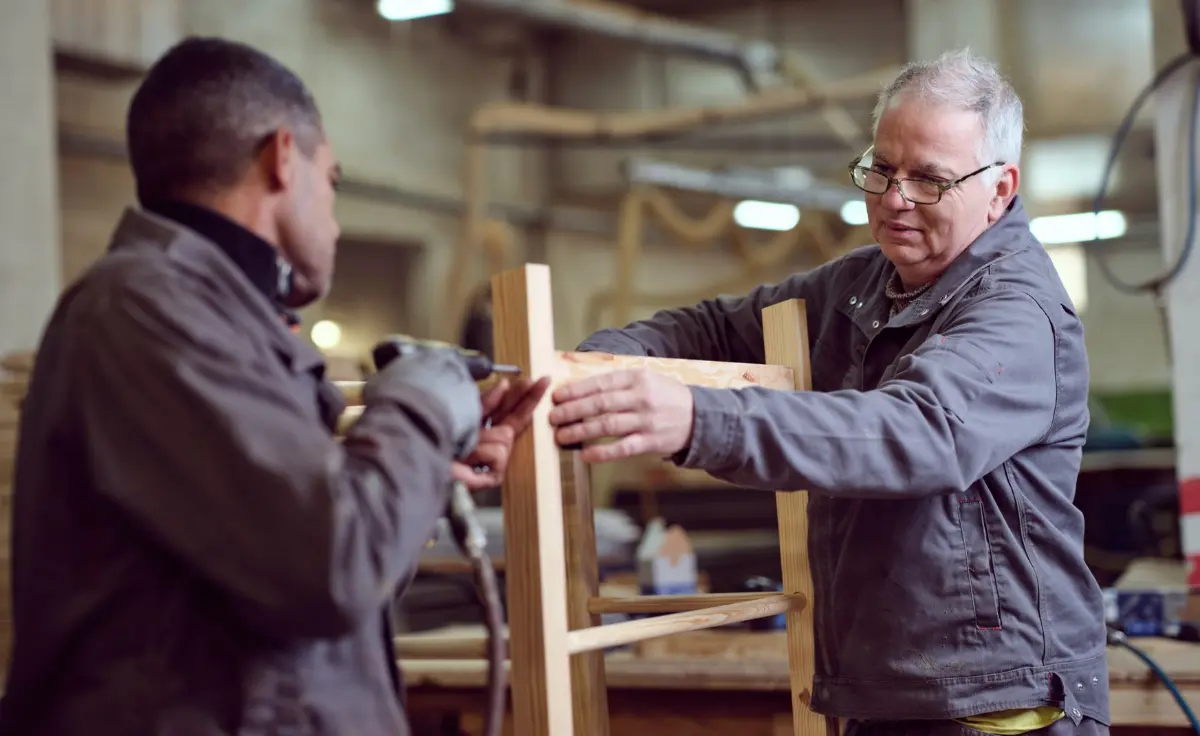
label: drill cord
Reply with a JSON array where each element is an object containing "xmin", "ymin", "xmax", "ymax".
[{"xmin": 447, "ymin": 482, "xmax": 507, "ymax": 736}]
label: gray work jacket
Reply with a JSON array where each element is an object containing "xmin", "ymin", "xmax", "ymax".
[
  {"xmin": 0, "ymin": 208, "xmax": 456, "ymax": 735},
  {"xmin": 579, "ymin": 196, "xmax": 1110, "ymax": 724}
]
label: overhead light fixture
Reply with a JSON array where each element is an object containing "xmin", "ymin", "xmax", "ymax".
[
  {"xmin": 733, "ymin": 200, "xmax": 801, "ymax": 232},
  {"xmin": 311, "ymin": 319, "xmax": 342, "ymax": 350},
  {"xmin": 377, "ymin": 0, "xmax": 454, "ymax": 22},
  {"xmin": 840, "ymin": 200, "xmax": 868, "ymax": 226},
  {"xmin": 1029, "ymin": 210, "xmax": 1127, "ymax": 245}
]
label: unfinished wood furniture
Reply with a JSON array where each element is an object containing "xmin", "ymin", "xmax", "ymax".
[{"xmin": 486, "ymin": 263, "xmax": 822, "ymax": 736}]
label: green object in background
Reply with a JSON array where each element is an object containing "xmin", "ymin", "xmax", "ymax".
[{"xmin": 1089, "ymin": 388, "xmax": 1174, "ymax": 443}]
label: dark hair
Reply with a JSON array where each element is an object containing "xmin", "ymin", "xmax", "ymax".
[{"xmin": 126, "ymin": 36, "xmax": 323, "ymax": 204}]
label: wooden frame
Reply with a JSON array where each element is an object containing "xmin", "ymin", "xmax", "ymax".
[{"xmin": 490, "ymin": 263, "xmax": 822, "ymax": 736}]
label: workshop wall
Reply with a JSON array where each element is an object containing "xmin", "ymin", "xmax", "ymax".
[
  {"xmin": 56, "ymin": 0, "xmax": 549, "ymax": 350},
  {"xmin": 50, "ymin": 0, "xmax": 1175, "ymax": 396}
]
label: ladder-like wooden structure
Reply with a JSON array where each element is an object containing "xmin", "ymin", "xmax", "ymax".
[{"xmin": 490, "ymin": 263, "xmax": 822, "ymax": 736}]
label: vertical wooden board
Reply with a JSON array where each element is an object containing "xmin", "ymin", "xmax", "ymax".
[
  {"xmin": 761, "ymin": 299, "xmax": 825, "ymax": 736},
  {"xmin": 490, "ymin": 264, "xmax": 574, "ymax": 736},
  {"xmin": 562, "ymin": 452, "xmax": 612, "ymax": 736}
]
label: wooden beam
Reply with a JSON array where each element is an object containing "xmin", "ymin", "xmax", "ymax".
[
  {"xmin": 589, "ymin": 592, "xmax": 781, "ymax": 615},
  {"xmin": 334, "ymin": 351, "xmax": 795, "ymax": 408},
  {"xmin": 563, "ymin": 451, "xmax": 612, "ymax": 735},
  {"xmin": 469, "ymin": 65, "xmax": 897, "ymax": 139},
  {"xmin": 490, "ymin": 264, "xmax": 575, "ymax": 736},
  {"xmin": 566, "ymin": 595, "xmax": 801, "ymax": 655},
  {"xmin": 761, "ymin": 299, "xmax": 824, "ymax": 736}
]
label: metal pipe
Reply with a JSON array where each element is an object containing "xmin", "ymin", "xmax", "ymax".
[
  {"xmin": 55, "ymin": 127, "xmax": 613, "ymax": 235},
  {"xmin": 456, "ymin": 0, "xmax": 781, "ymax": 90},
  {"xmin": 624, "ymin": 157, "xmax": 862, "ymax": 212}
]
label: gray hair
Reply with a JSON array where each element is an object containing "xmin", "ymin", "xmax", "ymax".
[{"xmin": 871, "ymin": 49, "xmax": 1024, "ymax": 179}]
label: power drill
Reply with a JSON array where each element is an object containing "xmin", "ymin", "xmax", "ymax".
[
  {"xmin": 370, "ymin": 335, "xmax": 520, "ymax": 382},
  {"xmin": 370, "ymin": 334, "xmax": 510, "ymax": 736}
]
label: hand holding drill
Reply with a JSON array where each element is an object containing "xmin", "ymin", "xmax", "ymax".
[{"xmin": 367, "ymin": 334, "xmax": 550, "ymax": 489}]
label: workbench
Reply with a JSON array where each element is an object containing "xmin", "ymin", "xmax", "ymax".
[{"xmin": 396, "ymin": 629, "xmax": 1200, "ymax": 736}]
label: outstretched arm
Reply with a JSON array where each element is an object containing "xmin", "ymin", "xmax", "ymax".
[{"xmin": 678, "ymin": 289, "xmax": 1062, "ymax": 497}]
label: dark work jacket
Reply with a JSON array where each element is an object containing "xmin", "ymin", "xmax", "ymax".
[
  {"xmin": 0, "ymin": 207, "xmax": 456, "ymax": 735},
  {"xmin": 579, "ymin": 196, "xmax": 1110, "ymax": 724}
]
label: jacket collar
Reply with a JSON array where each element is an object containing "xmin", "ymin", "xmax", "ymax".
[
  {"xmin": 837, "ymin": 195, "xmax": 1036, "ymax": 332},
  {"xmin": 143, "ymin": 199, "xmax": 290, "ymax": 310},
  {"xmin": 107, "ymin": 207, "xmax": 325, "ymax": 375}
]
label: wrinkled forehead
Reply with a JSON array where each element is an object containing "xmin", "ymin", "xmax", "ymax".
[{"xmin": 869, "ymin": 98, "xmax": 987, "ymax": 174}]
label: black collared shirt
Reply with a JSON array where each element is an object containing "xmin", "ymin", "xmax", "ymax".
[{"xmin": 144, "ymin": 200, "xmax": 300, "ymax": 329}]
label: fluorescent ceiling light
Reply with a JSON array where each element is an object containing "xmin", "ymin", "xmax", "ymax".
[
  {"xmin": 377, "ymin": 0, "xmax": 454, "ymax": 21},
  {"xmin": 733, "ymin": 200, "xmax": 800, "ymax": 232},
  {"xmin": 1030, "ymin": 210, "xmax": 1127, "ymax": 245},
  {"xmin": 840, "ymin": 200, "xmax": 868, "ymax": 226}
]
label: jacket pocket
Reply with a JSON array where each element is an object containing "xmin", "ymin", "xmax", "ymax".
[{"xmin": 958, "ymin": 498, "xmax": 1002, "ymax": 629}]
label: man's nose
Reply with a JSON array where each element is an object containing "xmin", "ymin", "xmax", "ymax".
[{"xmin": 881, "ymin": 180, "xmax": 913, "ymax": 210}]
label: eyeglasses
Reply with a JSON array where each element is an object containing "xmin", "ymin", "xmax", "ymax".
[{"xmin": 847, "ymin": 158, "xmax": 1005, "ymax": 205}]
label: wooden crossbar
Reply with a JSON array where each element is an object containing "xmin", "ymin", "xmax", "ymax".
[{"xmin": 566, "ymin": 593, "xmax": 802, "ymax": 655}]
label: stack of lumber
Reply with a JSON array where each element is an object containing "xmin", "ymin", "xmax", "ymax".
[{"xmin": 0, "ymin": 350, "xmax": 34, "ymax": 681}]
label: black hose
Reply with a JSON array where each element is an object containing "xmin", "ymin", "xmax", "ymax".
[
  {"xmin": 1106, "ymin": 627, "xmax": 1200, "ymax": 733},
  {"xmin": 447, "ymin": 481, "xmax": 507, "ymax": 736}
]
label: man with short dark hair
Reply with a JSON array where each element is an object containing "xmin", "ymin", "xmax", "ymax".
[{"xmin": 0, "ymin": 36, "xmax": 548, "ymax": 736}]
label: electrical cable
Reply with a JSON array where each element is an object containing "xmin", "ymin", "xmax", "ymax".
[
  {"xmin": 1106, "ymin": 627, "xmax": 1200, "ymax": 733},
  {"xmin": 1088, "ymin": 51, "xmax": 1199, "ymax": 297},
  {"xmin": 446, "ymin": 481, "xmax": 506, "ymax": 736}
]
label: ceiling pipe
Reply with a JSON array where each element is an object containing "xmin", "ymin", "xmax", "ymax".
[
  {"xmin": 624, "ymin": 158, "xmax": 862, "ymax": 213},
  {"xmin": 455, "ymin": 0, "xmax": 782, "ymax": 90}
]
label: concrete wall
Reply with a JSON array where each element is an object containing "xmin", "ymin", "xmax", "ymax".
[{"xmin": 56, "ymin": 0, "xmax": 549, "ymax": 352}]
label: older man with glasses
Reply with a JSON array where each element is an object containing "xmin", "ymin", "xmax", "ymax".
[{"xmin": 547, "ymin": 48, "xmax": 1109, "ymax": 736}]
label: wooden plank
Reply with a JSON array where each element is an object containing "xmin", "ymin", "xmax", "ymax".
[
  {"xmin": 760, "ymin": 299, "xmax": 824, "ymax": 736},
  {"xmin": 566, "ymin": 595, "xmax": 801, "ymax": 655},
  {"xmin": 334, "ymin": 351, "xmax": 794, "ymax": 408},
  {"xmin": 553, "ymin": 351, "xmax": 793, "ymax": 390},
  {"xmin": 562, "ymin": 451, "xmax": 611, "ymax": 736},
  {"xmin": 490, "ymin": 264, "xmax": 574, "ymax": 736},
  {"xmin": 589, "ymin": 592, "xmax": 780, "ymax": 615}
]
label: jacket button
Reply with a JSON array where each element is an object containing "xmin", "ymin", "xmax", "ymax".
[
  {"xmin": 1071, "ymin": 708, "xmax": 1081, "ymax": 719},
  {"xmin": 871, "ymin": 320, "xmax": 880, "ymax": 329},
  {"xmin": 849, "ymin": 296, "xmax": 858, "ymax": 305}
]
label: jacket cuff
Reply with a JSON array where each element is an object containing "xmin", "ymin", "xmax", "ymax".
[{"xmin": 674, "ymin": 386, "xmax": 742, "ymax": 472}]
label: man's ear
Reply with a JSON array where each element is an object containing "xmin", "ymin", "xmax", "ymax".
[
  {"xmin": 988, "ymin": 164, "xmax": 1020, "ymax": 222},
  {"xmin": 260, "ymin": 127, "xmax": 296, "ymax": 193}
]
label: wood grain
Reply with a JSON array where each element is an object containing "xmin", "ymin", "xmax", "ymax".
[
  {"xmin": 562, "ymin": 451, "xmax": 611, "ymax": 736},
  {"xmin": 566, "ymin": 594, "xmax": 801, "ymax": 655},
  {"xmin": 333, "ymin": 350, "xmax": 795, "ymax": 409},
  {"xmin": 589, "ymin": 592, "xmax": 781, "ymax": 615},
  {"xmin": 490, "ymin": 264, "xmax": 574, "ymax": 736},
  {"xmin": 761, "ymin": 299, "xmax": 824, "ymax": 736}
]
